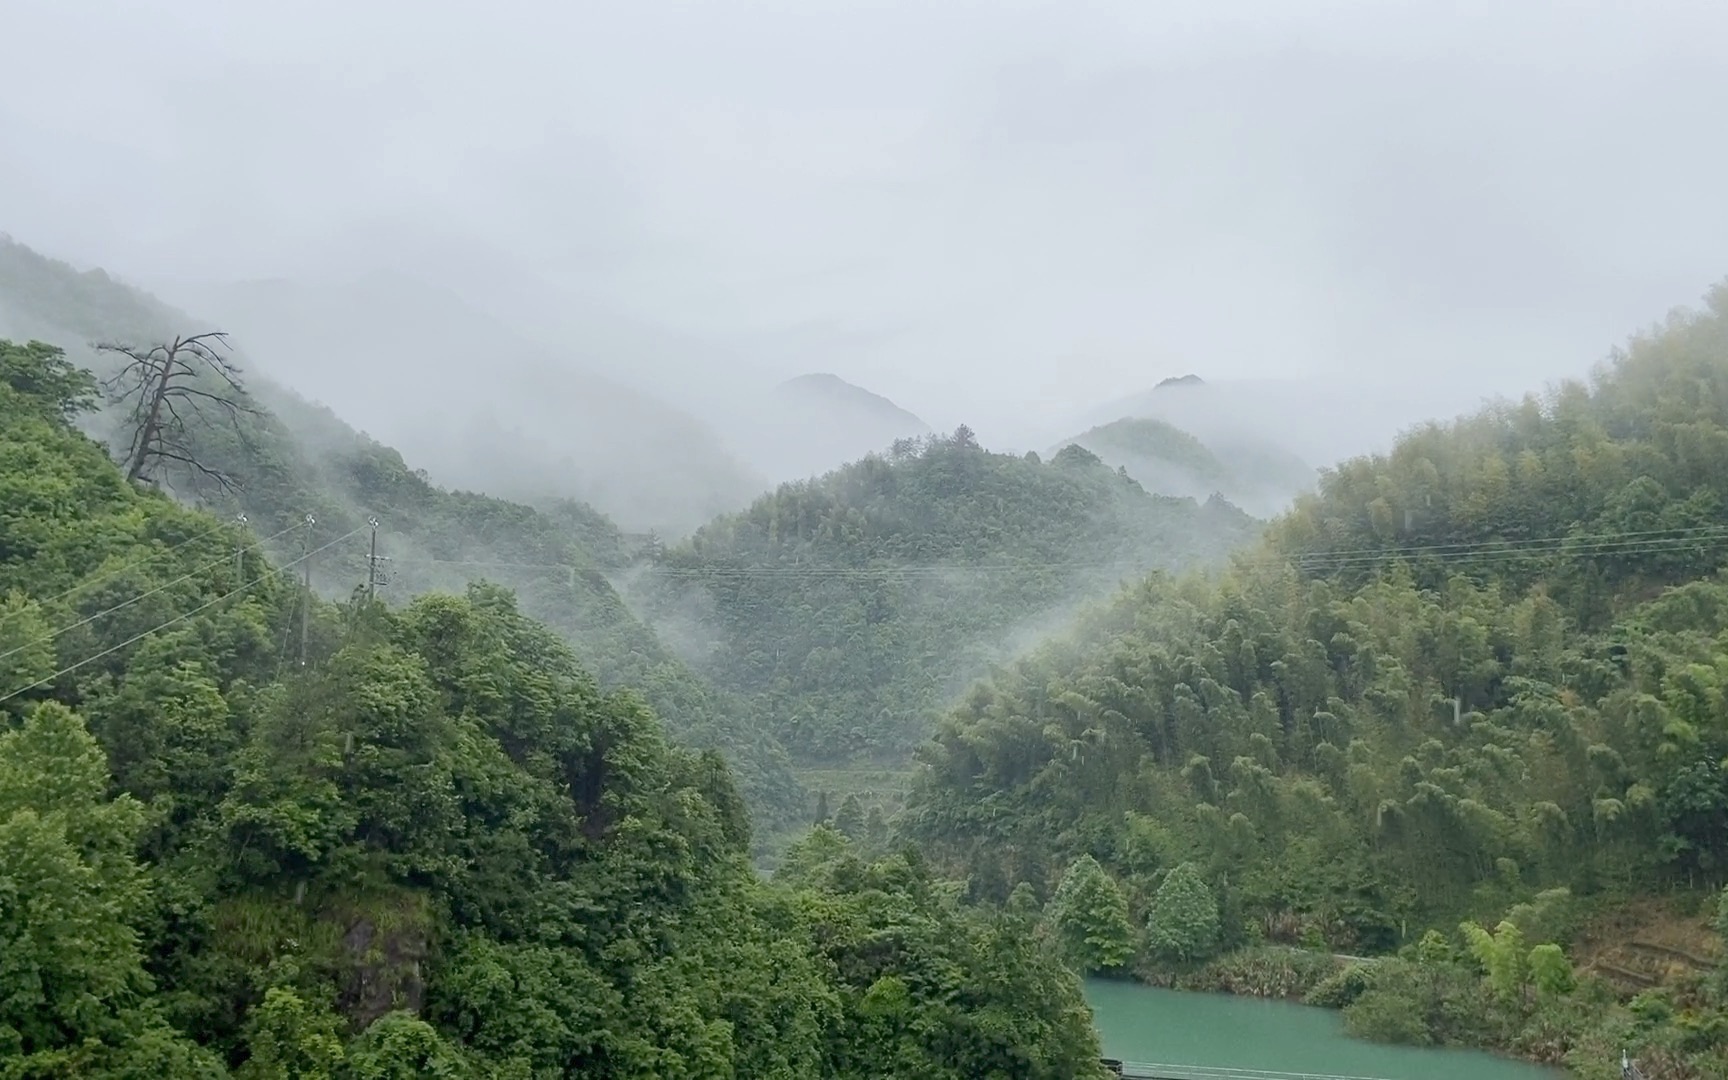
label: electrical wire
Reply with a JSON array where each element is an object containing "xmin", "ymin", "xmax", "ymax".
[
  {"xmin": 0, "ymin": 518, "xmax": 235, "ymax": 622},
  {"xmin": 8, "ymin": 518, "xmax": 1712, "ymax": 703},
  {"xmin": 393, "ymin": 556, "xmax": 1159, "ymax": 578},
  {"xmin": 401, "ymin": 524, "xmax": 1728, "ymax": 580},
  {"xmin": 218, "ymin": 522, "xmax": 1728, "ymax": 623},
  {"xmin": 1293, "ymin": 528, "xmax": 1728, "ymax": 572},
  {"xmin": 0, "ymin": 520, "xmax": 310, "ymax": 662},
  {"xmin": 1286, "ymin": 522, "xmax": 1728, "ymax": 562},
  {"xmin": 0, "ymin": 524, "xmax": 365, "ymax": 705}
]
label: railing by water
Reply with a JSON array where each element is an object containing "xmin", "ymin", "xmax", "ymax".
[
  {"xmin": 1108, "ymin": 1049, "xmax": 1628, "ymax": 1080},
  {"xmin": 1111, "ymin": 1063, "xmax": 1403, "ymax": 1080}
]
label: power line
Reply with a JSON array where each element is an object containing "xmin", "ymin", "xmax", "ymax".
[
  {"xmin": 1300, "ymin": 530, "xmax": 1728, "ymax": 566},
  {"xmin": 0, "ymin": 518, "xmax": 235, "ymax": 624},
  {"xmin": 0, "ymin": 519, "xmax": 310, "ymax": 663},
  {"xmin": 405, "ymin": 523, "xmax": 1728, "ymax": 575},
  {"xmin": 1298, "ymin": 542, "xmax": 1726, "ymax": 574},
  {"xmin": 649, "ymin": 566, "xmax": 1148, "ymax": 577},
  {"xmin": 416, "ymin": 557, "xmax": 576, "ymax": 571},
  {"xmin": 0, "ymin": 524, "xmax": 367, "ymax": 706},
  {"xmin": 1294, "ymin": 528, "xmax": 1728, "ymax": 572},
  {"xmin": 408, "ymin": 539, "xmax": 1728, "ymax": 582},
  {"xmin": 284, "ymin": 523, "xmax": 1728, "ymax": 593},
  {"xmin": 393, "ymin": 556, "xmax": 1167, "ymax": 578},
  {"xmin": 1288, "ymin": 523, "xmax": 1728, "ymax": 563}
]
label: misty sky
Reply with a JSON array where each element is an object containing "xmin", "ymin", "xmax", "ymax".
[{"xmin": 6, "ymin": 0, "xmax": 1728, "ymax": 444}]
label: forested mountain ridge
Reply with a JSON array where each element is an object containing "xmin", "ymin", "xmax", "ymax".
[
  {"xmin": 629, "ymin": 429, "xmax": 1260, "ymax": 765},
  {"xmin": 1272, "ymin": 295, "xmax": 1728, "ymax": 611},
  {"xmin": 906, "ymin": 285, "xmax": 1728, "ymax": 1076},
  {"xmin": 1055, "ymin": 406, "xmax": 1316, "ymax": 519},
  {"xmin": 0, "ymin": 341, "xmax": 1110, "ymax": 1078},
  {"xmin": 1083, "ymin": 373, "xmax": 1457, "ymax": 488},
  {"xmin": 0, "ymin": 236, "xmax": 803, "ymax": 827},
  {"xmin": 1055, "ymin": 417, "xmax": 1230, "ymax": 487},
  {"xmin": 1052, "ymin": 416, "xmax": 1280, "ymax": 510}
]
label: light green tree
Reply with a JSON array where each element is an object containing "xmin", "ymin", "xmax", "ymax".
[
  {"xmin": 0, "ymin": 594, "xmax": 54, "ymax": 714},
  {"xmin": 0, "ymin": 703, "xmax": 218, "ymax": 1073},
  {"xmin": 342, "ymin": 1012, "xmax": 473, "ymax": 1079},
  {"xmin": 1047, "ymin": 855, "xmax": 1136, "ymax": 973},
  {"xmin": 1145, "ymin": 862, "xmax": 1221, "ymax": 964},
  {"xmin": 0, "ymin": 338, "xmax": 97, "ymax": 420},
  {"xmin": 1461, "ymin": 920, "xmax": 1530, "ymax": 1003},
  {"xmin": 0, "ymin": 704, "xmax": 150, "ymax": 1047},
  {"xmin": 237, "ymin": 987, "xmax": 346, "ymax": 1079},
  {"xmin": 1414, "ymin": 929, "xmax": 1455, "ymax": 965},
  {"xmin": 1528, "ymin": 943, "xmax": 1575, "ymax": 998}
]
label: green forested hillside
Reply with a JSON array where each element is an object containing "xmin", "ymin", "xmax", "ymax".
[
  {"xmin": 1054, "ymin": 417, "xmax": 1233, "ymax": 497},
  {"xmin": 1055, "ymin": 414, "xmax": 1316, "ymax": 518},
  {"xmin": 1271, "ymin": 299, "xmax": 1728, "ymax": 611},
  {"xmin": 24, "ymin": 224, "xmax": 1728, "ymax": 1076},
  {"xmin": 0, "ymin": 239, "xmax": 802, "ymax": 827},
  {"xmin": 631, "ymin": 430, "xmax": 1259, "ymax": 764},
  {"xmin": 906, "ymin": 286, "xmax": 1728, "ymax": 1077},
  {"xmin": 0, "ymin": 342, "xmax": 1108, "ymax": 1078}
]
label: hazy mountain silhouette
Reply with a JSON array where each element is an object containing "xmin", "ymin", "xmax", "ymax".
[
  {"xmin": 718, "ymin": 372, "xmax": 932, "ymax": 483},
  {"xmin": 174, "ymin": 272, "xmax": 767, "ymax": 535},
  {"xmin": 1067, "ymin": 377, "xmax": 1323, "ymax": 515}
]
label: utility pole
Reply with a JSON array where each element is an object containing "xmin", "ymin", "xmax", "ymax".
[
  {"xmin": 364, "ymin": 517, "xmax": 390, "ymax": 602},
  {"xmin": 234, "ymin": 512, "xmax": 248, "ymax": 585},
  {"xmin": 300, "ymin": 514, "xmax": 315, "ymax": 666}
]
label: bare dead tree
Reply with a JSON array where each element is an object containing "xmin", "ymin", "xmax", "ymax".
[{"xmin": 96, "ymin": 331, "xmax": 260, "ymax": 494}]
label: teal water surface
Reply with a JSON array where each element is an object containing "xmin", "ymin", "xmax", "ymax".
[{"xmin": 1086, "ymin": 979, "xmax": 1564, "ymax": 1079}]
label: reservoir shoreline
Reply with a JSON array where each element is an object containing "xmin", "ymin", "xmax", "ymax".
[{"xmin": 1086, "ymin": 975, "xmax": 1567, "ymax": 1079}]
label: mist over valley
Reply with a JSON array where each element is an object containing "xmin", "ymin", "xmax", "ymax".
[{"xmin": 5, "ymin": 2, "xmax": 1728, "ymax": 1076}]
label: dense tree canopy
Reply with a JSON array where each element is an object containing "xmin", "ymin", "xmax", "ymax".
[
  {"xmin": 1054, "ymin": 414, "xmax": 1316, "ymax": 519},
  {"xmin": 15, "ymin": 230, "xmax": 1728, "ymax": 1077},
  {"xmin": 0, "ymin": 240, "xmax": 805, "ymax": 830},
  {"xmin": 1046, "ymin": 855, "xmax": 1136, "ymax": 974},
  {"xmin": 631, "ymin": 432, "xmax": 1258, "ymax": 763},
  {"xmin": 906, "ymin": 285, "xmax": 1728, "ymax": 1076},
  {"xmin": 0, "ymin": 341, "xmax": 1109, "ymax": 1078}
]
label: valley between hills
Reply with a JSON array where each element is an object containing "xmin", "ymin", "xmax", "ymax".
[{"xmin": 4, "ymin": 236, "xmax": 1727, "ymax": 1077}]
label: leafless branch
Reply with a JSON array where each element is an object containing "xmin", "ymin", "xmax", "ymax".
[
  {"xmin": 164, "ymin": 382, "xmax": 261, "ymax": 417},
  {"xmin": 95, "ymin": 330, "xmax": 256, "ymax": 491},
  {"xmin": 151, "ymin": 448, "xmax": 240, "ymax": 494}
]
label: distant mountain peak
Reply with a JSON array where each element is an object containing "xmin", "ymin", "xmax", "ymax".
[
  {"xmin": 1155, "ymin": 374, "xmax": 1205, "ymax": 389},
  {"xmin": 776, "ymin": 372, "xmax": 920, "ymax": 414},
  {"xmin": 772, "ymin": 372, "xmax": 929, "ymax": 429},
  {"xmin": 780, "ymin": 372, "xmax": 851, "ymax": 390},
  {"xmin": 737, "ymin": 372, "xmax": 932, "ymax": 483}
]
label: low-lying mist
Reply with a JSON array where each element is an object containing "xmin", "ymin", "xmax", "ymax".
[{"xmin": 166, "ymin": 272, "xmax": 771, "ymax": 537}]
